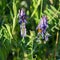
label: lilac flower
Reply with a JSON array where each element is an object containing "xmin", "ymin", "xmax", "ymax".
[
  {"xmin": 18, "ymin": 8, "xmax": 27, "ymax": 37},
  {"xmin": 18, "ymin": 8, "xmax": 27, "ymax": 24},
  {"xmin": 20, "ymin": 22, "xmax": 26, "ymax": 37},
  {"xmin": 45, "ymin": 32, "xmax": 50, "ymax": 41},
  {"xmin": 36, "ymin": 16, "xmax": 48, "ymax": 40}
]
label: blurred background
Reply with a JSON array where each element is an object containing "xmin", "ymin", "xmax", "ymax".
[{"xmin": 0, "ymin": 0, "xmax": 60, "ymax": 60}]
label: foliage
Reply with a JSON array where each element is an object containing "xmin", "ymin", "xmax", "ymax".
[{"xmin": 0, "ymin": 0, "xmax": 60, "ymax": 60}]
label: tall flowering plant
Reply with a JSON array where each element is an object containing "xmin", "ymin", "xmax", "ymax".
[
  {"xmin": 36, "ymin": 16, "xmax": 50, "ymax": 41},
  {"xmin": 18, "ymin": 8, "xmax": 27, "ymax": 37}
]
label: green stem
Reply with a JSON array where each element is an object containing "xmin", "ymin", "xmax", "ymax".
[
  {"xmin": 54, "ymin": 31, "xmax": 59, "ymax": 60},
  {"xmin": 40, "ymin": 0, "xmax": 43, "ymax": 18}
]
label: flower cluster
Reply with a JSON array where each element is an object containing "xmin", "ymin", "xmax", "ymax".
[
  {"xmin": 18, "ymin": 8, "xmax": 27, "ymax": 37},
  {"xmin": 36, "ymin": 16, "xmax": 50, "ymax": 41},
  {"xmin": 18, "ymin": 8, "xmax": 50, "ymax": 40}
]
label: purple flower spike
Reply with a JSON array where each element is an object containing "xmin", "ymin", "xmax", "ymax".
[
  {"xmin": 36, "ymin": 15, "xmax": 48, "ymax": 40},
  {"xmin": 19, "ymin": 8, "xmax": 25, "ymax": 17},
  {"xmin": 20, "ymin": 23, "xmax": 26, "ymax": 37},
  {"xmin": 18, "ymin": 8, "xmax": 27, "ymax": 24},
  {"xmin": 18, "ymin": 8, "xmax": 27, "ymax": 37},
  {"xmin": 40, "ymin": 16, "xmax": 48, "ymax": 33},
  {"xmin": 45, "ymin": 32, "xmax": 51, "ymax": 41},
  {"xmin": 19, "ymin": 19, "xmax": 27, "ymax": 24},
  {"xmin": 20, "ymin": 8, "xmax": 25, "ymax": 17}
]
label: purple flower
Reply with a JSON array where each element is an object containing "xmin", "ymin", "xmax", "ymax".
[
  {"xmin": 18, "ymin": 8, "xmax": 27, "ymax": 24},
  {"xmin": 45, "ymin": 32, "xmax": 50, "ymax": 41},
  {"xmin": 36, "ymin": 16, "xmax": 48, "ymax": 40},
  {"xmin": 20, "ymin": 22, "xmax": 26, "ymax": 37},
  {"xmin": 19, "ymin": 19, "xmax": 27, "ymax": 24},
  {"xmin": 18, "ymin": 8, "xmax": 27, "ymax": 37}
]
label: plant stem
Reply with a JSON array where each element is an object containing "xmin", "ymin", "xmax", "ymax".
[
  {"xmin": 54, "ymin": 31, "xmax": 59, "ymax": 60},
  {"xmin": 40, "ymin": 0, "xmax": 43, "ymax": 18}
]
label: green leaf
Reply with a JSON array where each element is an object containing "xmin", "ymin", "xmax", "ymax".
[
  {"xmin": 0, "ymin": 49, "xmax": 4, "ymax": 60},
  {"xmin": 0, "ymin": 29, "xmax": 3, "ymax": 39},
  {"xmin": 50, "ymin": 5, "xmax": 57, "ymax": 12},
  {"xmin": 12, "ymin": 0, "xmax": 17, "ymax": 33},
  {"xmin": 31, "ymin": 0, "xmax": 41, "ymax": 17},
  {"xmin": 5, "ymin": 24, "xmax": 13, "ymax": 39},
  {"xmin": 13, "ymin": 0, "xmax": 17, "ymax": 17}
]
